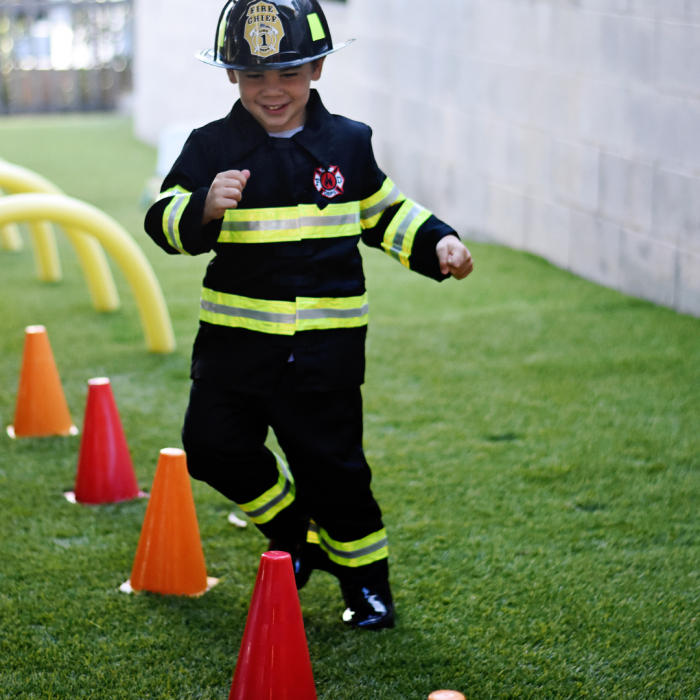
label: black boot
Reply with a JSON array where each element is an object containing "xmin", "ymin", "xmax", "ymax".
[
  {"xmin": 267, "ymin": 538, "xmax": 313, "ymax": 590},
  {"xmin": 340, "ymin": 579, "xmax": 395, "ymax": 630}
]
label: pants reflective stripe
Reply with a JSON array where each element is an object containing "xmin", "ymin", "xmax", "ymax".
[
  {"xmin": 316, "ymin": 527, "xmax": 389, "ymax": 568},
  {"xmin": 200, "ymin": 289, "xmax": 369, "ymax": 335},
  {"xmin": 162, "ymin": 193, "xmax": 192, "ymax": 255},
  {"xmin": 238, "ymin": 453, "xmax": 295, "ymax": 525},
  {"xmin": 382, "ymin": 200, "xmax": 432, "ymax": 268}
]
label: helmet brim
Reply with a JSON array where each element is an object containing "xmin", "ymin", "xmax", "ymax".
[{"xmin": 195, "ymin": 39, "xmax": 355, "ymax": 71}]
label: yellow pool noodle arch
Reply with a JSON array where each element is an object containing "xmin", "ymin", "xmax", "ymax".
[
  {"xmin": 0, "ymin": 160, "xmax": 120, "ymax": 311},
  {"xmin": 0, "ymin": 193, "xmax": 175, "ymax": 354}
]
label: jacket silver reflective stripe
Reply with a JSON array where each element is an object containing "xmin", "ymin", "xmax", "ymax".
[
  {"xmin": 200, "ymin": 289, "xmax": 369, "ymax": 335},
  {"xmin": 225, "ymin": 213, "xmax": 360, "ymax": 232},
  {"xmin": 218, "ymin": 203, "xmax": 362, "ymax": 243}
]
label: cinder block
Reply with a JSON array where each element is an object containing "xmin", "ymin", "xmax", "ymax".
[
  {"xmin": 473, "ymin": 118, "xmax": 510, "ymax": 181},
  {"xmin": 525, "ymin": 197, "xmax": 571, "ymax": 268},
  {"xmin": 657, "ymin": 23, "xmax": 700, "ymax": 97},
  {"xmin": 485, "ymin": 183, "xmax": 528, "ymax": 249},
  {"xmin": 579, "ymin": 0, "xmax": 629, "ymax": 14},
  {"xmin": 652, "ymin": 168, "xmax": 700, "ymax": 254},
  {"xmin": 456, "ymin": 56, "xmax": 489, "ymax": 118},
  {"xmin": 527, "ymin": 71, "xmax": 581, "ymax": 139},
  {"xmin": 577, "ymin": 79, "xmax": 627, "ymax": 150},
  {"xmin": 569, "ymin": 211, "xmax": 622, "ymax": 289},
  {"xmin": 551, "ymin": 140, "xmax": 600, "ymax": 212},
  {"xmin": 628, "ymin": 0, "xmax": 688, "ymax": 21},
  {"xmin": 677, "ymin": 251, "xmax": 700, "ymax": 317},
  {"xmin": 452, "ymin": 172, "xmax": 489, "ymax": 237},
  {"xmin": 473, "ymin": 0, "xmax": 518, "ymax": 63},
  {"xmin": 517, "ymin": 129, "xmax": 552, "ymax": 197},
  {"xmin": 598, "ymin": 15, "xmax": 654, "ymax": 85},
  {"xmin": 485, "ymin": 63, "xmax": 533, "ymax": 126},
  {"xmin": 620, "ymin": 230, "xmax": 677, "ymax": 307},
  {"xmin": 599, "ymin": 152, "xmax": 653, "ymax": 233}
]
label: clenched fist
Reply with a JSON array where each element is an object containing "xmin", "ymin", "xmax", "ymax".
[
  {"xmin": 436, "ymin": 235, "xmax": 474, "ymax": 280},
  {"xmin": 203, "ymin": 169, "xmax": 251, "ymax": 225}
]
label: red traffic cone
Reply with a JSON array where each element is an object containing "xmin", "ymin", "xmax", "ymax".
[
  {"xmin": 229, "ymin": 551, "xmax": 317, "ymax": 700},
  {"xmin": 7, "ymin": 325, "xmax": 78, "ymax": 439},
  {"xmin": 70, "ymin": 378, "xmax": 142, "ymax": 505},
  {"xmin": 123, "ymin": 448, "xmax": 217, "ymax": 597}
]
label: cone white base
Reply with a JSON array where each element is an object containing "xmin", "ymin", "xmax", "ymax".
[
  {"xmin": 228, "ymin": 513, "xmax": 248, "ymax": 528},
  {"xmin": 119, "ymin": 577, "xmax": 220, "ymax": 597}
]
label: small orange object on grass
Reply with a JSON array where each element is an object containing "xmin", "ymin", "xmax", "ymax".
[
  {"xmin": 7, "ymin": 325, "xmax": 78, "ymax": 439},
  {"xmin": 121, "ymin": 448, "xmax": 217, "ymax": 597}
]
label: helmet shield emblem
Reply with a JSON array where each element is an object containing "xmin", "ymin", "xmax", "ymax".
[{"xmin": 244, "ymin": 3, "xmax": 286, "ymax": 58}]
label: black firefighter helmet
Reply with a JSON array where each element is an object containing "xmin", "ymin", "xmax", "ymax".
[{"xmin": 196, "ymin": 0, "xmax": 353, "ymax": 71}]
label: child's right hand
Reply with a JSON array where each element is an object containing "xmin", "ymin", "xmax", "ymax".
[{"xmin": 203, "ymin": 169, "xmax": 250, "ymax": 225}]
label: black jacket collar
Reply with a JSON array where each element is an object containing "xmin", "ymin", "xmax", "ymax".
[{"xmin": 225, "ymin": 89, "xmax": 334, "ymax": 167}]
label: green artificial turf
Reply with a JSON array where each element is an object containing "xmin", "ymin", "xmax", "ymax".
[{"xmin": 1, "ymin": 115, "xmax": 699, "ymax": 699}]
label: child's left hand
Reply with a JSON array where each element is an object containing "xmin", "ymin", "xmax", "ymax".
[{"xmin": 436, "ymin": 235, "xmax": 474, "ymax": 280}]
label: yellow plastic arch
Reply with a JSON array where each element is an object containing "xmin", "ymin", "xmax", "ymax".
[
  {"xmin": 0, "ymin": 187, "xmax": 24, "ymax": 252},
  {"xmin": 0, "ymin": 161, "xmax": 120, "ymax": 311},
  {"xmin": 0, "ymin": 193, "xmax": 175, "ymax": 354}
]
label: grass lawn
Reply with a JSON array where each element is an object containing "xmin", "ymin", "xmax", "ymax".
[{"xmin": 1, "ymin": 114, "xmax": 699, "ymax": 699}]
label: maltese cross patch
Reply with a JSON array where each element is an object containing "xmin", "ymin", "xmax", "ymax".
[{"xmin": 314, "ymin": 166, "xmax": 345, "ymax": 199}]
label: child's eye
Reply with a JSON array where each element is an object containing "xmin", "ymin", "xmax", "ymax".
[{"xmin": 281, "ymin": 72, "xmax": 298, "ymax": 78}]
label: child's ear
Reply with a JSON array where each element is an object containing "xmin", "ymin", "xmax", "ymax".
[
  {"xmin": 311, "ymin": 58, "xmax": 325, "ymax": 82},
  {"xmin": 227, "ymin": 69, "xmax": 238, "ymax": 84}
]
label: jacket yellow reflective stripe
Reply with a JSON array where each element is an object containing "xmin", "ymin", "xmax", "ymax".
[
  {"xmin": 200, "ymin": 288, "xmax": 369, "ymax": 335},
  {"xmin": 360, "ymin": 177, "xmax": 405, "ymax": 230},
  {"xmin": 218, "ymin": 202, "xmax": 361, "ymax": 243},
  {"xmin": 382, "ymin": 199, "xmax": 432, "ymax": 269},
  {"xmin": 316, "ymin": 527, "xmax": 389, "ymax": 568},
  {"xmin": 157, "ymin": 185, "xmax": 190, "ymax": 202},
  {"xmin": 238, "ymin": 453, "xmax": 295, "ymax": 525},
  {"xmin": 161, "ymin": 189, "xmax": 192, "ymax": 256}
]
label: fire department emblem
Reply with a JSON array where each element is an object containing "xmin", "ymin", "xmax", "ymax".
[
  {"xmin": 244, "ymin": 2, "xmax": 285, "ymax": 58},
  {"xmin": 314, "ymin": 166, "xmax": 345, "ymax": 199}
]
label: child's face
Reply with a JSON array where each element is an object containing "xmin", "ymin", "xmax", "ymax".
[{"xmin": 227, "ymin": 59, "xmax": 324, "ymax": 133}]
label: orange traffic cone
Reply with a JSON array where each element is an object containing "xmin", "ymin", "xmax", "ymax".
[
  {"xmin": 229, "ymin": 551, "xmax": 317, "ymax": 700},
  {"xmin": 121, "ymin": 448, "xmax": 217, "ymax": 597},
  {"xmin": 429, "ymin": 692, "xmax": 466, "ymax": 700},
  {"xmin": 67, "ymin": 378, "xmax": 145, "ymax": 505},
  {"xmin": 7, "ymin": 325, "xmax": 78, "ymax": 439}
]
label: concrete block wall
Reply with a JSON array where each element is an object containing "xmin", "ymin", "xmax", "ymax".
[{"xmin": 132, "ymin": 0, "xmax": 700, "ymax": 316}]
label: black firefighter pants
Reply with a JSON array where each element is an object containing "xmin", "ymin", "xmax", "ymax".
[{"xmin": 181, "ymin": 368, "xmax": 389, "ymax": 586}]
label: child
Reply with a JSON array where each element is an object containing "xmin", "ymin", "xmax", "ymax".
[{"xmin": 144, "ymin": 0, "xmax": 473, "ymax": 631}]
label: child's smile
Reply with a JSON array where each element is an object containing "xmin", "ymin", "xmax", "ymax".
[{"xmin": 228, "ymin": 60, "xmax": 325, "ymax": 133}]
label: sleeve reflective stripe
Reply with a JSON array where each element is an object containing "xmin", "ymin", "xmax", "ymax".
[
  {"xmin": 156, "ymin": 185, "xmax": 190, "ymax": 203},
  {"xmin": 382, "ymin": 199, "xmax": 432, "ymax": 269},
  {"xmin": 360, "ymin": 178, "xmax": 405, "ymax": 230},
  {"xmin": 162, "ymin": 192, "xmax": 192, "ymax": 255},
  {"xmin": 219, "ymin": 202, "xmax": 361, "ymax": 243},
  {"xmin": 200, "ymin": 289, "xmax": 369, "ymax": 335},
  {"xmin": 237, "ymin": 453, "xmax": 295, "ymax": 525},
  {"xmin": 317, "ymin": 527, "xmax": 389, "ymax": 568}
]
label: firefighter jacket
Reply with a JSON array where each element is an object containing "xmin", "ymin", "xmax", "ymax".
[{"xmin": 144, "ymin": 90, "xmax": 458, "ymax": 395}]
